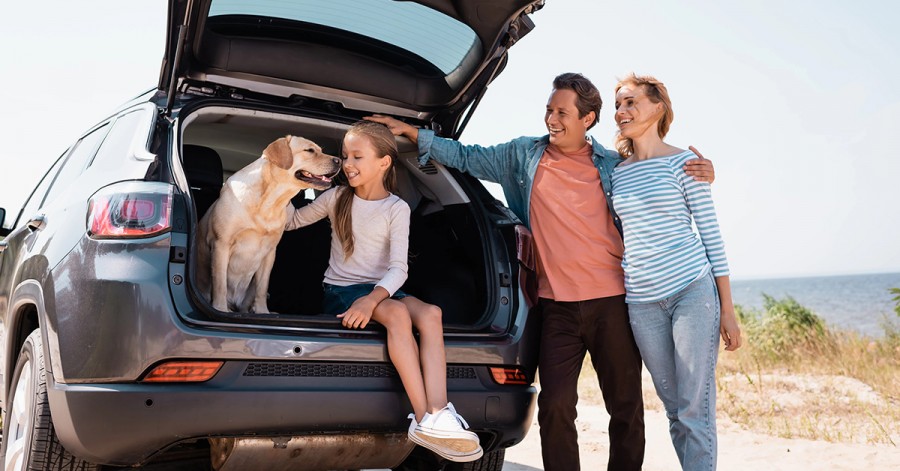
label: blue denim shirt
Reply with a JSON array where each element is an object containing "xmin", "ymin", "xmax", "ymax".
[{"xmin": 417, "ymin": 129, "xmax": 624, "ymax": 233}]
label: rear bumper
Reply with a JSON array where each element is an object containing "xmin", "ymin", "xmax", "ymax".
[{"xmin": 47, "ymin": 361, "xmax": 536, "ymax": 466}]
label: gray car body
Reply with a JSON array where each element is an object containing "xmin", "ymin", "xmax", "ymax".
[{"xmin": 0, "ymin": 1, "xmax": 547, "ymax": 467}]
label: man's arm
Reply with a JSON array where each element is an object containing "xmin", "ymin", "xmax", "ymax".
[
  {"xmin": 683, "ymin": 145, "xmax": 715, "ymax": 183},
  {"xmin": 366, "ymin": 115, "xmax": 420, "ymax": 144},
  {"xmin": 365, "ymin": 114, "xmax": 514, "ymax": 184}
]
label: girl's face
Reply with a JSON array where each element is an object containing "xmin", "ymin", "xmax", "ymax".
[
  {"xmin": 614, "ymin": 85, "xmax": 663, "ymax": 140},
  {"xmin": 341, "ymin": 133, "xmax": 390, "ymax": 190}
]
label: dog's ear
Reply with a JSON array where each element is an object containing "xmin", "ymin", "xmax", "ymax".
[{"xmin": 263, "ymin": 136, "xmax": 294, "ymax": 170}]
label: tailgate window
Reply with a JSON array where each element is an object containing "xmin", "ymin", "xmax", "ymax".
[{"xmin": 209, "ymin": 0, "xmax": 480, "ymax": 75}]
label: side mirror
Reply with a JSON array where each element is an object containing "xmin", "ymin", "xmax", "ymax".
[{"xmin": 0, "ymin": 207, "xmax": 8, "ymax": 237}]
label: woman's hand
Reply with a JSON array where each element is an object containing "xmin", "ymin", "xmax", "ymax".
[
  {"xmin": 683, "ymin": 145, "xmax": 715, "ymax": 183},
  {"xmin": 720, "ymin": 311, "xmax": 742, "ymax": 351}
]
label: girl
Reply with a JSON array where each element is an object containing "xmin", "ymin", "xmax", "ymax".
[
  {"xmin": 284, "ymin": 121, "xmax": 482, "ymax": 462},
  {"xmin": 610, "ymin": 74, "xmax": 742, "ymax": 471}
]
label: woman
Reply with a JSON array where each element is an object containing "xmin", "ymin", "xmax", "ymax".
[{"xmin": 610, "ymin": 73, "xmax": 742, "ymax": 471}]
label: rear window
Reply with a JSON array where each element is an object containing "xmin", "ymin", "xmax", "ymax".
[{"xmin": 208, "ymin": 0, "xmax": 481, "ymax": 75}]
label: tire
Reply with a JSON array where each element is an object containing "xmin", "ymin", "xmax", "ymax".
[
  {"xmin": 0, "ymin": 330, "xmax": 99, "ymax": 471},
  {"xmin": 444, "ymin": 448, "xmax": 505, "ymax": 471}
]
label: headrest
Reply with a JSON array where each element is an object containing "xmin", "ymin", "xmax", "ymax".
[{"xmin": 182, "ymin": 145, "xmax": 223, "ymax": 188}]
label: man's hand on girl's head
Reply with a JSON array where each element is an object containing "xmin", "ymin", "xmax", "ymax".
[{"xmin": 364, "ymin": 115, "xmax": 419, "ymax": 143}]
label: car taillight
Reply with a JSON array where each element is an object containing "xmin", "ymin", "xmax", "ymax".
[
  {"xmin": 142, "ymin": 361, "xmax": 224, "ymax": 383},
  {"xmin": 489, "ymin": 367, "xmax": 530, "ymax": 385},
  {"xmin": 88, "ymin": 182, "xmax": 173, "ymax": 239}
]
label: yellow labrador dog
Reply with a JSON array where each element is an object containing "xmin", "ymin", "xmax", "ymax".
[{"xmin": 196, "ymin": 135, "xmax": 341, "ymax": 313}]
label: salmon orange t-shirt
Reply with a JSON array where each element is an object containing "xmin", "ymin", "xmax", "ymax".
[{"xmin": 529, "ymin": 142, "xmax": 625, "ymax": 301}]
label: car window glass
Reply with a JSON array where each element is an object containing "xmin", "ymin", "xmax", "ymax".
[
  {"xmin": 15, "ymin": 153, "xmax": 67, "ymax": 227},
  {"xmin": 42, "ymin": 123, "xmax": 110, "ymax": 205},
  {"xmin": 208, "ymin": 0, "xmax": 480, "ymax": 75},
  {"xmin": 90, "ymin": 110, "xmax": 147, "ymax": 169}
]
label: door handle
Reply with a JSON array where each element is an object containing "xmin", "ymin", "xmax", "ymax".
[
  {"xmin": 0, "ymin": 240, "xmax": 8, "ymax": 253},
  {"xmin": 27, "ymin": 214, "xmax": 47, "ymax": 232}
]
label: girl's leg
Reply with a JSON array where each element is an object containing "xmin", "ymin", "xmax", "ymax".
[
  {"xmin": 399, "ymin": 297, "xmax": 481, "ymax": 460},
  {"xmin": 401, "ymin": 296, "xmax": 447, "ymax": 412},
  {"xmin": 371, "ymin": 298, "xmax": 427, "ymax": 421},
  {"xmin": 670, "ymin": 273, "xmax": 721, "ymax": 471}
]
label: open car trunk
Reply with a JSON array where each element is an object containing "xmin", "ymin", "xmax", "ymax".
[{"xmin": 177, "ymin": 105, "xmax": 517, "ymax": 332}]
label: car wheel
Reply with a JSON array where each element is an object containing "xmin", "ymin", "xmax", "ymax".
[
  {"xmin": 444, "ymin": 448, "xmax": 505, "ymax": 471},
  {"xmin": 0, "ymin": 330, "xmax": 99, "ymax": 471}
]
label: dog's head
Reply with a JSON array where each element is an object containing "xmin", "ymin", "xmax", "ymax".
[{"xmin": 263, "ymin": 135, "xmax": 342, "ymax": 190}]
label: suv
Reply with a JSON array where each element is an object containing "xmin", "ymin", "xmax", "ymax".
[{"xmin": 0, "ymin": 1, "xmax": 545, "ymax": 470}]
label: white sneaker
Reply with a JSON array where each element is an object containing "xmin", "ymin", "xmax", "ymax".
[
  {"xmin": 413, "ymin": 403, "xmax": 483, "ymax": 461},
  {"xmin": 407, "ymin": 412, "xmax": 483, "ymax": 462}
]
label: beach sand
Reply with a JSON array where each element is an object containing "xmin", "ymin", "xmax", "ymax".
[{"xmin": 503, "ymin": 396, "xmax": 900, "ymax": 470}]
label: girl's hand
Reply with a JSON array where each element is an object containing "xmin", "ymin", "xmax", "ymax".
[
  {"xmin": 338, "ymin": 296, "xmax": 377, "ymax": 329},
  {"xmin": 683, "ymin": 146, "xmax": 716, "ymax": 183},
  {"xmin": 720, "ymin": 311, "xmax": 742, "ymax": 351}
]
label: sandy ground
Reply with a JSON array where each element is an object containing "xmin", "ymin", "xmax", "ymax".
[{"xmin": 502, "ymin": 402, "xmax": 900, "ymax": 470}]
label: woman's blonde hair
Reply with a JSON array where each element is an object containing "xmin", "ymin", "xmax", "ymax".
[
  {"xmin": 333, "ymin": 121, "xmax": 398, "ymax": 259},
  {"xmin": 614, "ymin": 73, "xmax": 674, "ymax": 157}
]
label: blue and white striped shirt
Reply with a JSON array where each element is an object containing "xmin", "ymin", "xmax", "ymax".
[{"xmin": 611, "ymin": 150, "xmax": 729, "ymax": 304}]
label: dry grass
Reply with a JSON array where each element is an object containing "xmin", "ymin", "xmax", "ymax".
[{"xmin": 575, "ymin": 296, "xmax": 900, "ymax": 446}]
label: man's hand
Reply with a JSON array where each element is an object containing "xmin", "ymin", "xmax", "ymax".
[
  {"xmin": 683, "ymin": 145, "xmax": 715, "ymax": 183},
  {"xmin": 364, "ymin": 115, "xmax": 419, "ymax": 143}
]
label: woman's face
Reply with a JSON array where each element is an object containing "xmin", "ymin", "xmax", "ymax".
[{"xmin": 614, "ymin": 84, "xmax": 663, "ymax": 140}]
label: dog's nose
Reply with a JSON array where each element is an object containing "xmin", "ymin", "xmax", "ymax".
[{"xmin": 332, "ymin": 157, "xmax": 341, "ymax": 165}]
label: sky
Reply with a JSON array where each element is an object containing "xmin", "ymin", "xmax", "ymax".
[{"xmin": 1, "ymin": 0, "xmax": 898, "ymax": 280}]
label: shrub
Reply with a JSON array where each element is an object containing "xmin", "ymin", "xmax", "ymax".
[
  {"xmin": 891, "ymin": 287, "xmax": 900, "ymax": 316},
  {"xmin": 736, "ymin": 294, "xmax": 831, "ymax": 362}
]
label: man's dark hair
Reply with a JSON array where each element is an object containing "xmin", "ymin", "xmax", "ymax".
[{"xmin": 552, "ymin": 73, "xmax": 603, "ymax": 130}]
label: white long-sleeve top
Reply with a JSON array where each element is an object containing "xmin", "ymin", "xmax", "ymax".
[{"xmin": 285, "ymin": 187, "xmax": 410, "ymax": 296}]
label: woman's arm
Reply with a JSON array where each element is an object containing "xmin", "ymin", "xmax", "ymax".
[
  {"xmin": 715, "ymin": 275, "xmax": 742, "ymax": 351},
  {"xmin": 677, "ymin": 153, "xmax": 742, "ymax": 350}
]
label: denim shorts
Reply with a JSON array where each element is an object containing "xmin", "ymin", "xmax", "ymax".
[{"xmin": 322, "ymin": 283, "xmax": 409, "ymax": 315}]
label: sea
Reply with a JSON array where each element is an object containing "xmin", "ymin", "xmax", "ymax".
[{"xmin": 730, "ymin": 272, "xmax": 900, "ymax": 338}]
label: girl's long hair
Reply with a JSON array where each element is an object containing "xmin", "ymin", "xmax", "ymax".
[
  {"xmin": 333, "ymin": 121, "xmax": 399, "ymax": 259},
  {"xmin": 614, "ymin": 73, "xmax": 674, "ymax": 158}
]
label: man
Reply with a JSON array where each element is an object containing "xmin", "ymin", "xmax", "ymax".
[{"xmin": 367, "ymin": 72, "xmax": 714, "ymax": 470}]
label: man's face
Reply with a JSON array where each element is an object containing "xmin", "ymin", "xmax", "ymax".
[{"xmin": 545, "ymin": 89, "xmax": 593, "ymax": 151}]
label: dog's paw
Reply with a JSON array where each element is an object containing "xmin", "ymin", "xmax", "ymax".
[{"xmin": 250, "ymin": 304, "xmax": 271, "ymax": 314}]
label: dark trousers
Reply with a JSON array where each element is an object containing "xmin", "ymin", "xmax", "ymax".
[{"xmin": 537, "ymin": 295, "xmax": 645, "ymax": 471}]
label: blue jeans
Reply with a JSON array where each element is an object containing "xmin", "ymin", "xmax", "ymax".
[
  {"xmin": 322, "ymin": 283, "xmax": 409, "ymax": 315},
  {"xmin": 627, "ymin": 272, "xmax": 720, "ymax": 471}
]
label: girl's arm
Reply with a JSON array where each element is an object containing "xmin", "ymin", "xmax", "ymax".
[
  {"xmin": 375, "ymin": 201, "xmax": 411, "ymax": 295},
  {"xmin": 338, "ymin": 286, "xmax": 389, "ymax": 329},
  {"xmin": 339, "ymin": 200, "xmax": 410, "ymax": 329},
  {"xmin": 284, "ymin": 188, "xmax": 335, "ymax": 231}
]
